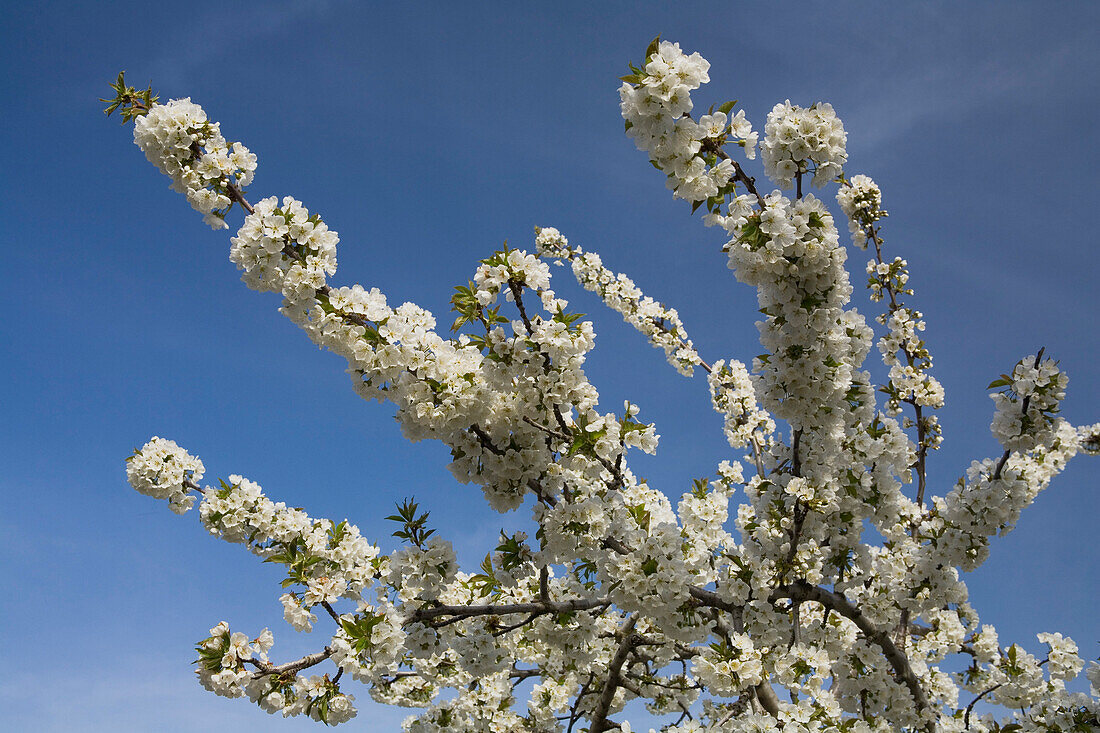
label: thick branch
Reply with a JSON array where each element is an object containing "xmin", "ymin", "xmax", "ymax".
[
  {"xmin": 408, "ymin": 597, "xmax": 608, "ymax": 624},
  {"xmin": 754, "ymin": 682, "xmax": 780, "ymax": 717},
  {"xmin": 589, "ymin": 615, "xmax": 639, "ymax": 733},
  {"xmin": 770, "ymin": 581, "xmax": 931, "ymax": 723},
  {"xmin": 687, "ymin": 586, "xmax": 743, "ymax": 625}
]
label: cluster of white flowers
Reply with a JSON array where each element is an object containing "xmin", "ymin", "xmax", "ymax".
[
  {"xmin": 761, "ymin": 101, "xmax": 846, "ymax": 190},
  {"xmin": 229, "ymin": 195, "xmax": 338, "ymax": 301},
  {"xmin": 678, "ymin": 473, "xmax": 736, "ymax": 565},
  {"xmin": 692, "ymin": 633, "xmax": 764, "ymax": 696},
  {"xmin": 473, "ymin": 247, "xmax": 552, "ymax": 301},
  {"xmin": 707, "ymin": 358, "xmax": 774, "ymax": 449},
  {"xmin": 196, "ymin": 474, "xmax": 381, "ymax": 602},
  {"xmin": 193, "ymin": 620, "xmax": 357, "ymax": 724},
  {"xmin": 721, "ymin": 191, "xmax": 874, "ymax": 482},
  {"xmin": 280, "ymin": 592, "xmax": 317, "ymax": 632},
  {"xmin": 118, "ymin": 38, "xmax": 1100, "ymax": 733},
  {"xmin": 387, "ymin": 537, "xmax": 457, "ymax": 603},
  {"xmin": 1038, "ymin": 632, "xmax": 1086, "ymax": 682},
  {"xmin": 955, "ymin": 636, "xmax": 1094, "ymax": 725},
  {"xmin": 125, "ymin": 436, "xmax": 203, "ymax": 514},
  {"xmin": 836, "ymin": 174, "xmax": 886, "ymax": 248},
  {"xmin": 878, "ymin": 306, "xmax": 944, "ymax": 413},
  {"xmin": 619, "ymin": 40, "xmax": 755, "ymax": 204},
  {"xmin": 536, "ymin": 226, "xmax": 703, "ymax": 375},
  {"xmin": 126, "ymin": 440, "xmax": 384, "ymax": 649},
  {"xmin": 990, "ymin": 354, "xmax": 1068, "ymax": 452},
  {"xmin": 929, "ymin": 419, "xmax": 1082, "ymax": 573},
  {"xmin": 328, "ymin": 600, "xmax": 406, "ymax": 681},
  {"xmin": 133, "ymin": 98, "xmax": 256, "ymax": 229},
  {"xmin": 838, "ymin": 175, "xmax": 944, "ymax": 455},
  {"xmin": 194, "ymin": 621, "xmax": 269, "ymax": 697}
]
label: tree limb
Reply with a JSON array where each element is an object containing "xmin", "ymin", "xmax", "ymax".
[
  {"xmin": 770, "ymin": 581, "xmax": 932, "ymax": 726},
  {"xmin": 589, "ymin": 615, "xmax": 639, "ymax": 733}
]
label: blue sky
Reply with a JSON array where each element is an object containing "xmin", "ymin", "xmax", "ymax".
[{"xmin": 2, "ymin": 1, "xmax": 1097, "ymax": 730}]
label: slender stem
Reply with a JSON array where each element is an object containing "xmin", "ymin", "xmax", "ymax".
[
  {"xmin": 866, "ymin": 221, "xmax": 932, "ymax": 510},
  {"xmin": 699, "ymin": 136, "xmax": 763, "ymax": 206},
  {"xmin": 567, "ymin": 674, "xmax": 594, "ymax": 733},
  {"xmin": 964, "ymin": 683, "xmax": 1003, "ymax": 729},
  {"xmin": 320, "ymin": 601, "xmax": 341, "ymax": 623},
  {"xmin": 992, "ymin": 349, "xmax": 1045, "ymax": 481},
  {"xmin": 245, "ymin": 648, "xmax": 332, "ymax": 679},
  {"xmin": 863, "ymin": 216, "xmax": 939, "ymax": 653}
]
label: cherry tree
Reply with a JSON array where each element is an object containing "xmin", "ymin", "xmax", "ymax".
[{"xmin": 105, "ymin": 38, "xmax": 1099, "ymax": 732}]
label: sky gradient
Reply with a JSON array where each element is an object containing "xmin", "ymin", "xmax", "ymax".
[{"xmin": 2, "ymin": 2, "xmax": 1098, "ymax": 730}]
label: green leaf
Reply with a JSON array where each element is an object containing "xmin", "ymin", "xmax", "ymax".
[
  {"xmin": 627, "ymin": 503, "xmax": 651, "ymax": 531},
  {"xmin": 717, "ymin": 100, "xmax": 738, "ymax": 115},
  {"xmin": 644, "ymin": 35, "xmax": 661, "ymax": 61}
]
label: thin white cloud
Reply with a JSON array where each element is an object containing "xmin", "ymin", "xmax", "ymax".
[
  {"xmin": 149, "ymin": 0, "xmax": 344, "ymax": 87},
  {"xmin": 845, "ymin": 37, "xmax": 1079, "ymax": 155}
]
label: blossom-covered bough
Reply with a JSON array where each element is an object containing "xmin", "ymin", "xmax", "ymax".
[{"xmin": 106, "ymin": 39, "xmax": 1100, "ymax": 732}]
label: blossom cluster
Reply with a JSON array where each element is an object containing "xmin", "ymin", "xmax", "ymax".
[
  {"xmin": 878, "ymin": 305, "xmax": 944, "ymax": 414},
  {"xmin": 194, "ymin": 621, "xmax": 357, "ymax": 724},
  {"xmin": 836, "ymin": 174, "xmax": 886, "ymax": 248},
  {"xmin": 196, "ymin": 474, "xmax": 383, "ymax": 618},
  {"xmin": 536, "ymin": 226, "xmax": 703, "ymax": 375},
  {"xmin": 692, "ymin": 633, "xmax": 764, "ymax": 696},
  {"xmin": 990, "ymin": 354, "xmax": 1068, "ymax": 452},
  {"xmin": 229, "ymin": 195, "xmax": 338, "ymax": 301},
  {"xmin": 125, "ymin": 436, "xmax": 203, "ymax": 514},
  {"xmin": 929, "ymin": 419, "xmax": 1081, "ymax": 572},
  {"xmin": 760, "ymin": 101, "xmax": 847, "ymax": 190},
  {"xmin": 838, "ymin": 175, "xmax": 944, "ymax": 450},
  {"xmin": 721, "ymin": 191, "xmax": 874, "ymax": 481},
  {"xmin": 619, "ymin": 40, "xmax": 756, "ymax": 204},
  {"xmin": 133, "ymin": 98, "xmax": 256, "ymax": 229},
  {"xmin": 707, "ymin": 358, "xmax": 774, "ymax": 449},
  {"xmin": 955, "ymin": 634, "xmax": 1096, "ymax": 731}
]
